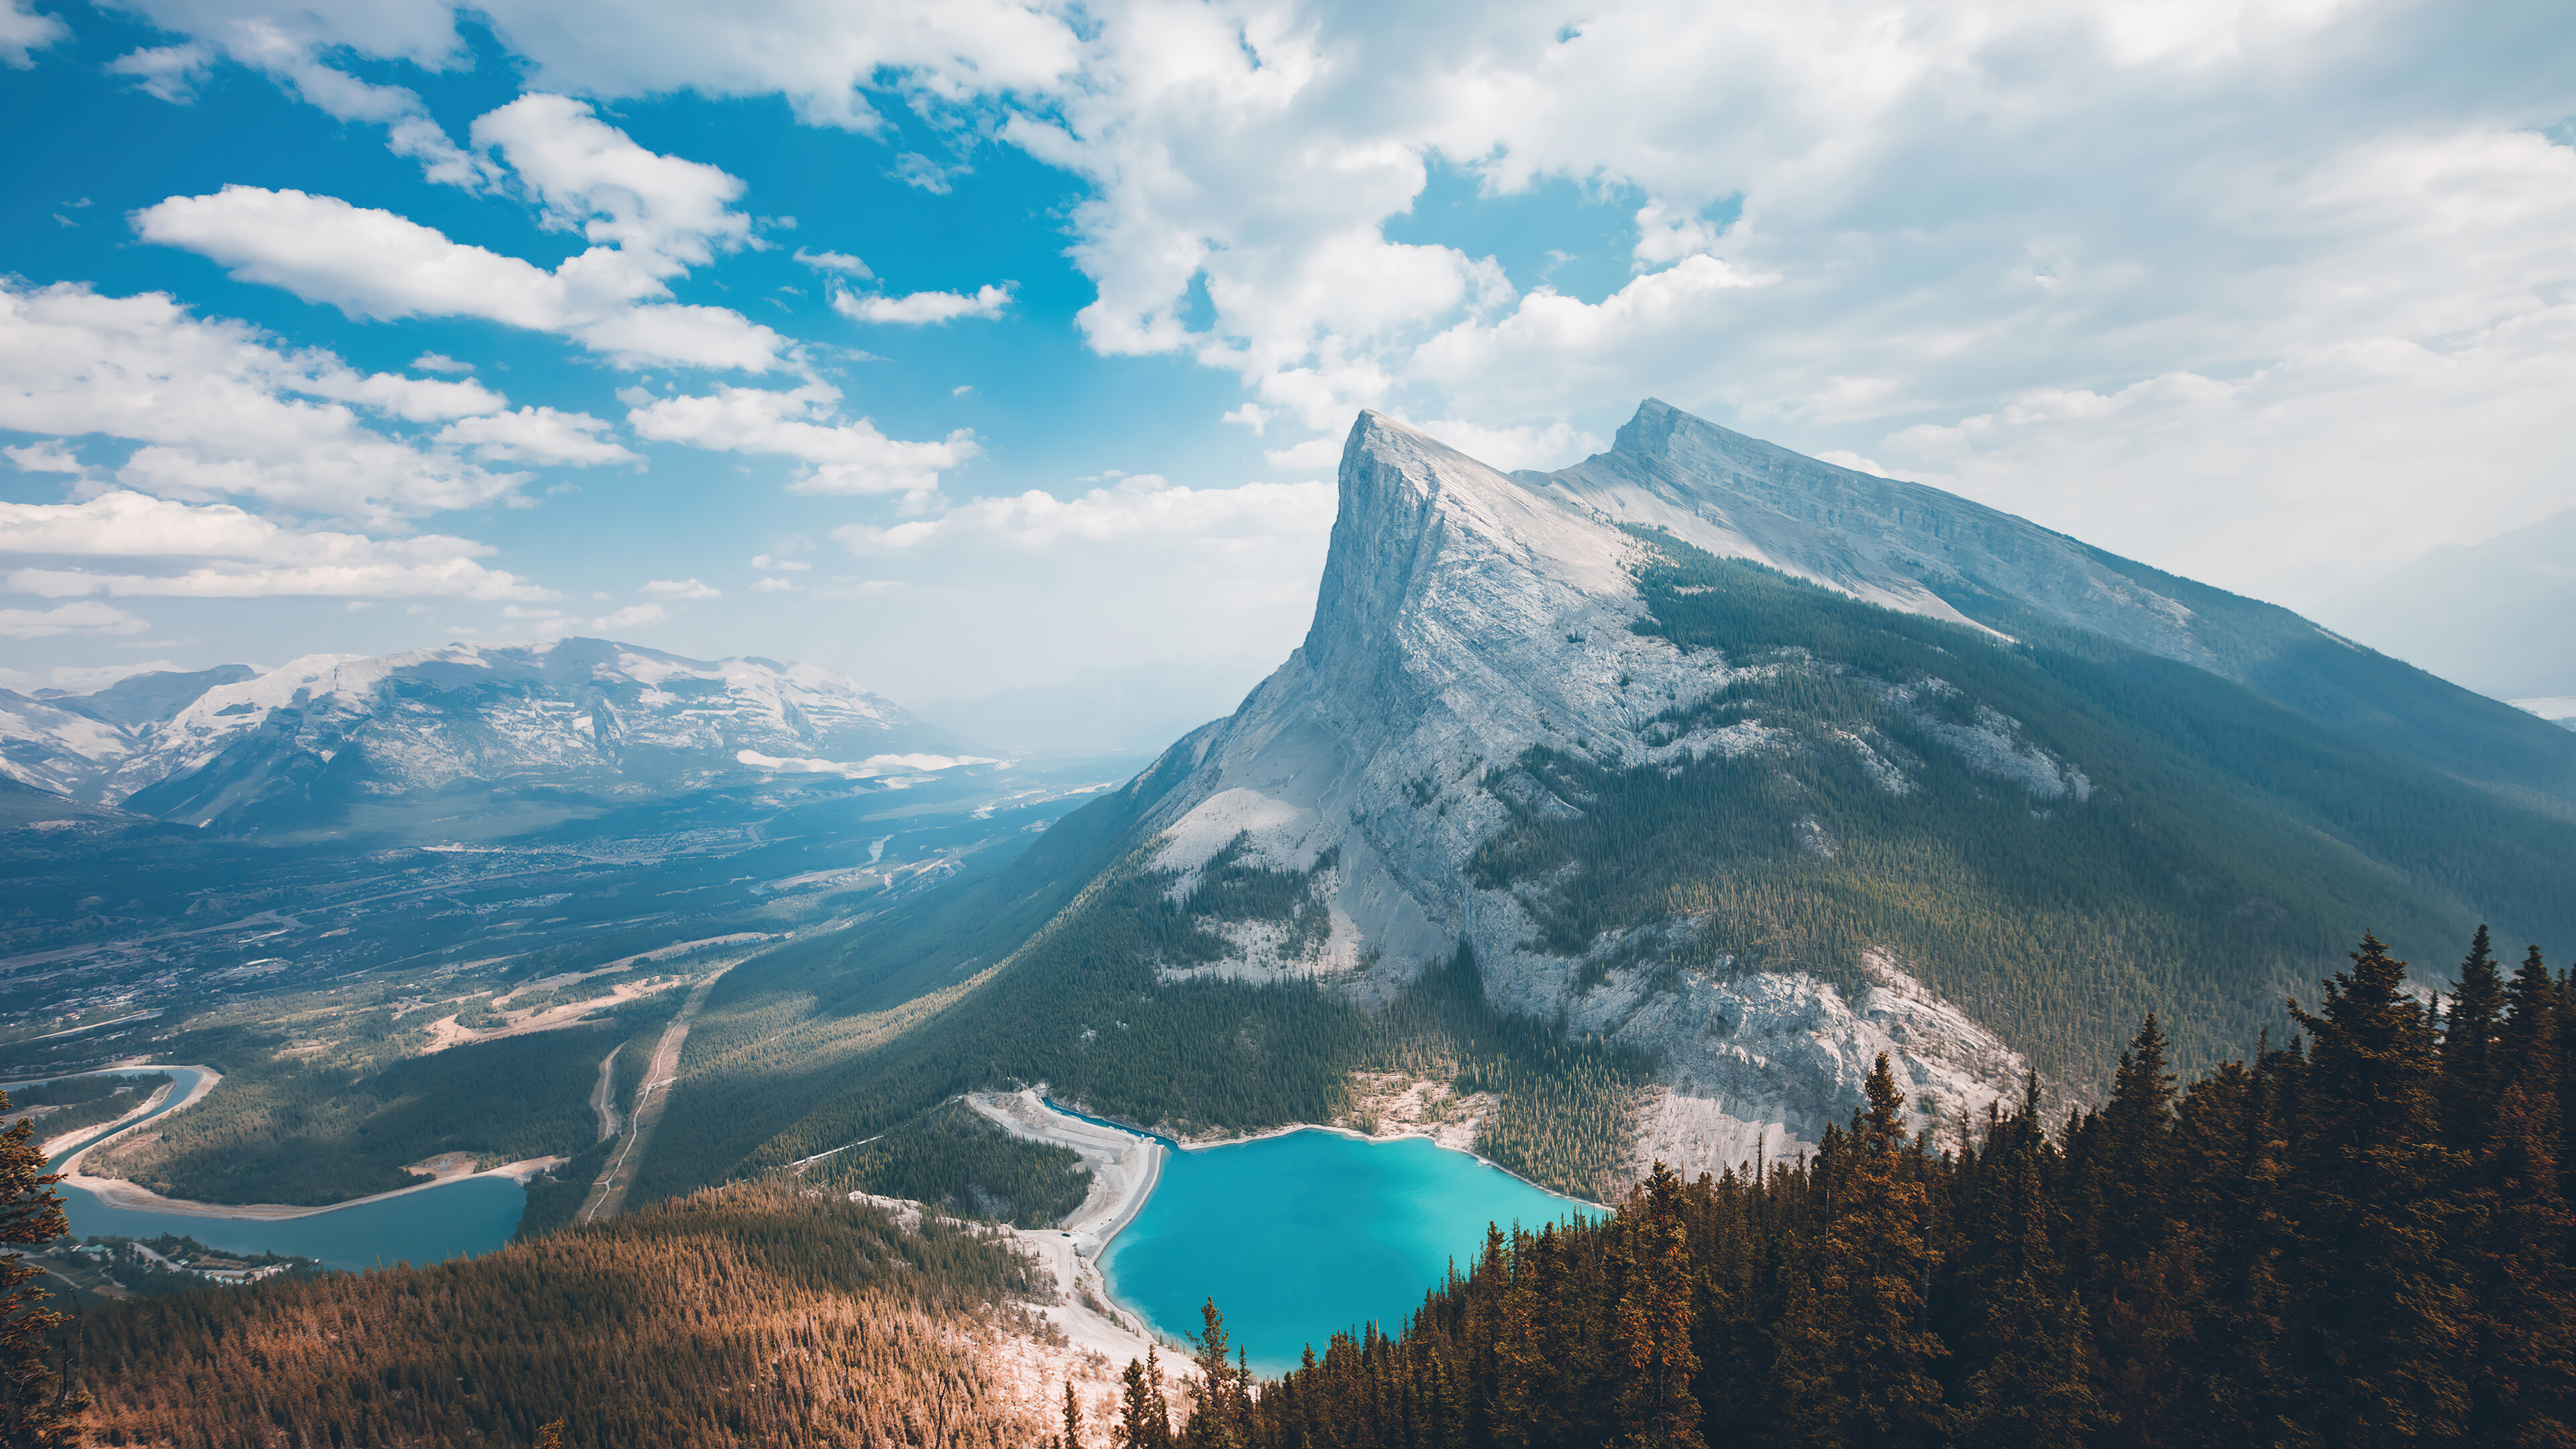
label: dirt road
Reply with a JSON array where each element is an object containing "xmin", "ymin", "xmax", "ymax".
[
  {"xmin": 574, "ymin": 966, "xmax": 729, "ymax": 1225},
  {"xmin": 589, "ymin": 1049, "xmax": 620, "ymax": 1142}
]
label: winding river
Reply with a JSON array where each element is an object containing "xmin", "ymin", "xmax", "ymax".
[{"xmin": 33, "ymin": 1067, "xmax": 524, "ymax": 1270}]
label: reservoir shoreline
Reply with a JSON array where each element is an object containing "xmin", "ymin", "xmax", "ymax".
[
  {"xmin": 1070, "ymin": 1109, "xmax": 1603, "ymax": 1374},
  {"xmin": 1010, "ymin": 1089, "xmax": 1609, "ymax": 1215},
  {"xmin": 971, "ymin": 1088, "xmax": 1603, "ymax": 1366}
]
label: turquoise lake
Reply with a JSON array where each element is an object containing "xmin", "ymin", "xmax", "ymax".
[
  {"xmin": 40, "ymin": 1067, "xmax": 524, "ymax": 1271},
  {"xmin": 1102, "ymin": 1130, "xmax": 1595, "ymax": 1375}
]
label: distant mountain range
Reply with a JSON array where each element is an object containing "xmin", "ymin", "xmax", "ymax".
[
  {"xmin": 2312, "ymin": 503, "xmax": 2576, "ymax": 710},
  {"xmin": 655, "ymin": 400, "xmax": 2576, "ymax": 1203},
  {"xmin": 0, "ymin": 639, "xmax": 973, "ymax": 837}
]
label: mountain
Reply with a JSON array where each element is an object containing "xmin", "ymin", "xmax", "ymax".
[
  {"xmin": 663, "ymin": 400, "xmax": 2575, "ymax": 1201},
  {"xmin": 2311, "ymin": 504, "xmax": 2576, "ymax": 704},
  {"xmin": 0, "ymin": 639, "xmax": 975, "ymax": 837}
]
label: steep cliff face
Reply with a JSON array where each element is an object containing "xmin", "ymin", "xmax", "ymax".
[{"xmin": 1085, "ymin": 402, "xmax": 2575, "ymax": 1183}]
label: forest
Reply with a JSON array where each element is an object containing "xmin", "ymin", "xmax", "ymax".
[
  {"xmin": 1116, "ymin": 927, "xmax": 2572, "ymax": 1449},
  {"xmin": 95, "ymin": 1007, "xmax": 672, "ymax": 1205},
  {"xmin": 64, "ymin": 1181, "xmax": 1054, "ymax": 1449}
]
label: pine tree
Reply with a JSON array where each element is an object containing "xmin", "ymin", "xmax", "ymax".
[
  {"xmin": 1124, "ymin": 1357, "xmax": 1165, "ymax": 1449},
  {"xmin": 2500, "ymin": 945, "xmax": 2559, "ymax": 1088},
  {"xmin": 1950, "ymin": 1105, "xmax": 2097, "ymax": 1449},
  {"xmin": 2461, "ymin": 1079, "xmax": 2576, "ymax": 1445},
  {"xmin": 2098, "ymin": 1015, "xmax": 2179, "ymax": 1262},
  {"xmin": 2163, "ymin": 1053, "xmax": 2298, "ymax": 1445},
  {"xmin": 2439, "ymin": 926, "xmax": 2508, "ymax": 1152},
  {"xmin": 1147, "ymin": 1347, "xmax": 1173, "ymax": 1449},
  {"xmin": 0, "ymin": 1094, "xmax": 80, "ymax": 1449},
  {"xmin": 1613, "ymin": 1164, "xmax": 1704, "ymax": 1449},
  {"xmin": 2286, "ymin": 933, "xmax": 2472, "ymax": 1444},
  {"xmin": 1188, "ymin": 1300, "xmax": 1244, "ymax": 1449},
  {"xmin": 1821, "ymin": 1057, "xmax": 1947, "ymax": 1448},
  {"xmin": 2086, "ymin": 1017, "xmax": 2193, "ymax": 1447},
  {"xmin": 1067, "ymin": 1381, "xmax": 1087, "ymax": 1449}
]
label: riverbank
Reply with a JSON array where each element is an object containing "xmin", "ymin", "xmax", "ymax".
[
  {"xmin": 30, "ymin": 1064, "xmax": 221, "ymax": 1168},
  {"xmin": 60, "ymin": 1155, "xmax": 565, "ymax": 1222},
  {"xmin": 16, "ymin": 1065, "xmax": 217, "ymax": 1164}
]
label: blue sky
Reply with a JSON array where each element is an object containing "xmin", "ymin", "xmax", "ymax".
[{"xmin": 2, "ymin": 0, "xmax": 2569, "ymax": 710}]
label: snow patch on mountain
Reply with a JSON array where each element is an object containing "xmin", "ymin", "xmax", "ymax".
[
  {"xmin": 0, "ymin": 691, "xmax": 136, "ymax": 796},
  {"xmin": 1150, "ymin": 788, "xmax": 1320, "ymax": 879}
]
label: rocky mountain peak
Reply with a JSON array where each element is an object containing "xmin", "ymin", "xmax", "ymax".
[{"xmin": 1301, "ymin": 411, "xmax": 1638, "ymax": 686}]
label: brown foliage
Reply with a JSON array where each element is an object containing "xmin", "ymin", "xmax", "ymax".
[{"xmin": 72, "ymin": 1181, "xmax": 1053, "ymax": 1448}]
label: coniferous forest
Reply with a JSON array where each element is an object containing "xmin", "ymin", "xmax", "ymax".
[
  {"xmin": 61, "ymin": 1182, "xmax": 1054, "ymax": 1449},
  {"xmin": 1145, "ymin": 929, "xmax": 2573, "ymax": 1449}
]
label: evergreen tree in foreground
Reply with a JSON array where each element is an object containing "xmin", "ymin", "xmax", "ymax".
[{"xmin": 0, "ymin": 1091, "xmax": 81, "ymax": 1448}]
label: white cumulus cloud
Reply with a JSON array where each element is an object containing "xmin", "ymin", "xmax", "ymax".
[
  {"xmin": 470, "ymin": 93, "xmax": 751, "ymax": 268},
  {"xmin": 594, "ymin": 601, "xmax": 667, "ymax": 631},
  {"xmin": 0, "ymin": 278, "xmax": 526, "ymax": 519},
  {"xmin": 136, "ymin": 182, "xmax": 786, "ymax": 372},
  {"xmin": 109, "ymin": 42, "xmax": 213, "ymax": 101},
  {"xmin": 0, "ymin": 0, "xmax": 68, "ymax": 68},
  {"xmin": 794, "ymin": 248, "xmax": 871, "ymax": 277},
  {"xmin": 0, "ymin": 491, "xmax": 551, "ymax": 600},
  {"xmin": 434, "ymin": 407, "xmax": 640, "ymax": 466},
  {"xmin": 831, "ymin": 283, "xmax": 1012, "ymax": 325},
  {"xmin": 626, "ymin": 380, "xmax": 977, "ymax": 496}
]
